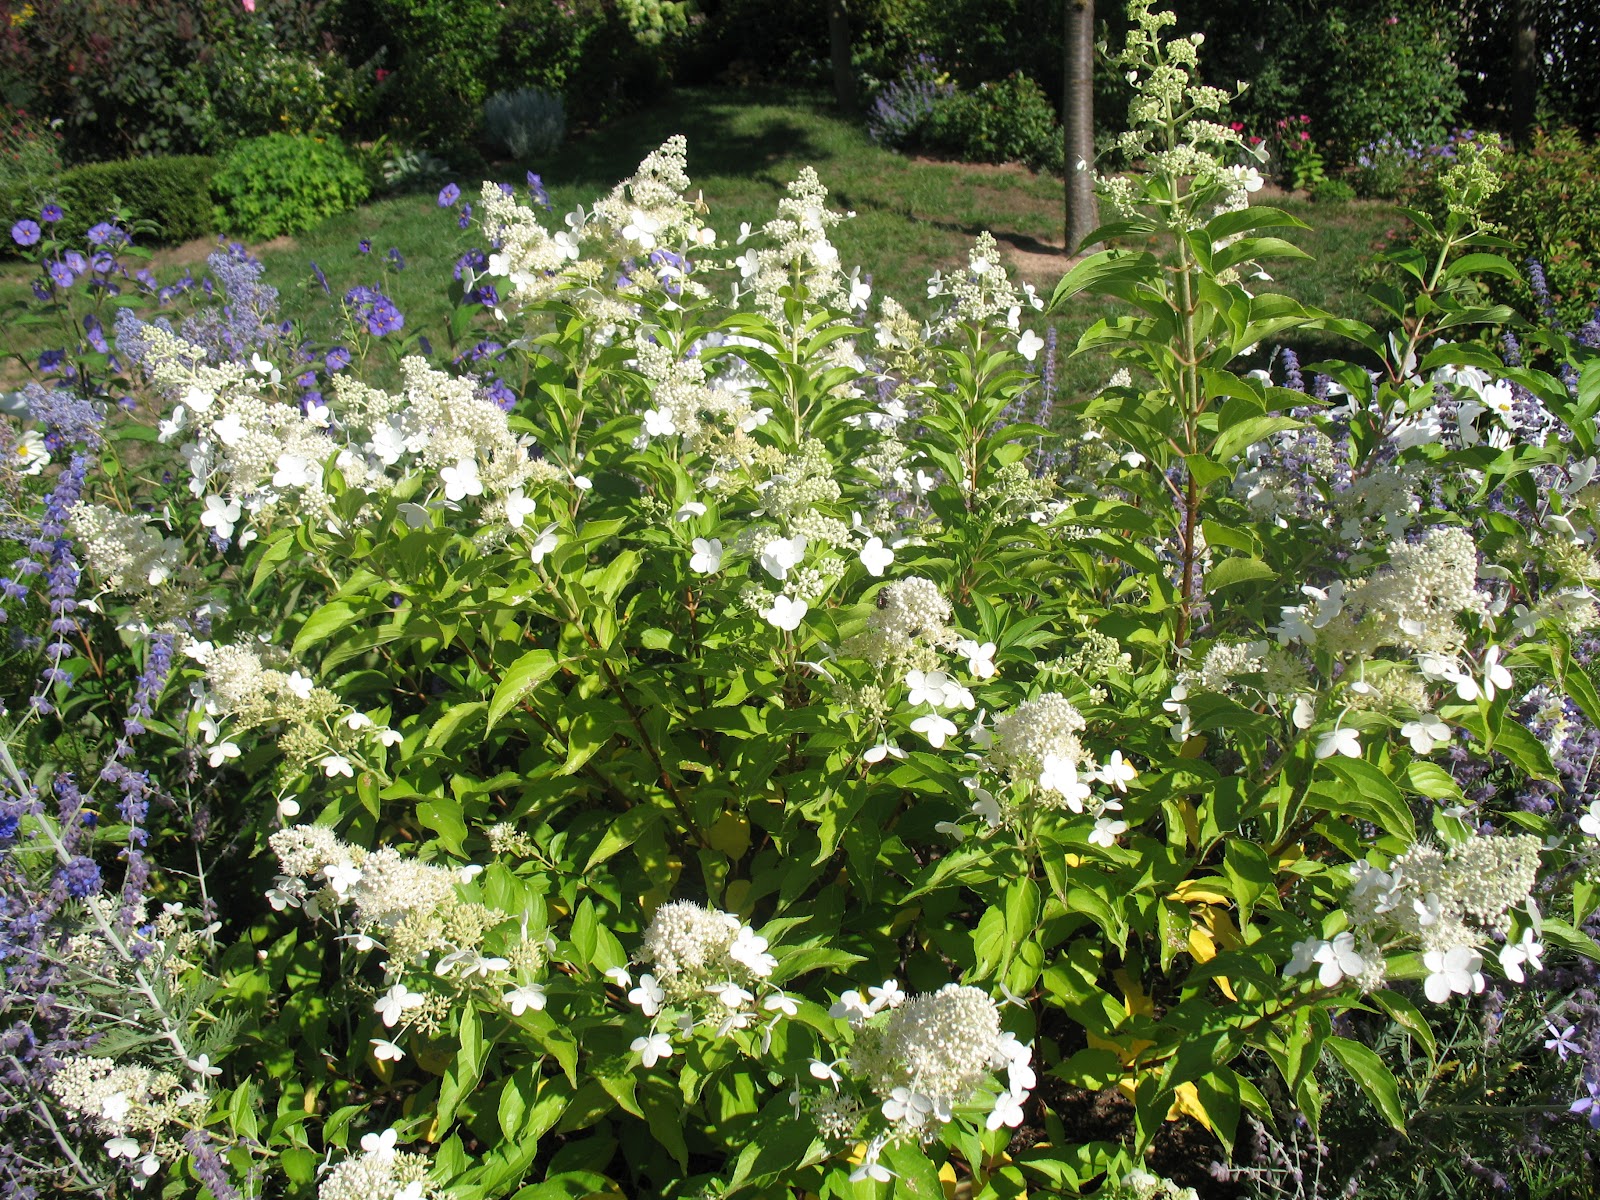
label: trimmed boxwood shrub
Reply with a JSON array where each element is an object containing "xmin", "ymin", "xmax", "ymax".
[
  {"xmin": 2, "ymin": 155, "xmax": 216, "ymax": 250},
  {"xmin": 211, "ymin": 133, "xmax": 371, "ymax": 240}
]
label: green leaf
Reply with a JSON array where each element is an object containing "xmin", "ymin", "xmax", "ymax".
[
  {"xmin": 292, "ymin": 600, "xmax": 364, "ymax": 656},
  {"xmin": 584, "ymin": 806, "xmax": 663, "ymax": 872},
  {"xmin": 1320, "ymin": 758, "xmax": 1416, "ymax": 842},
  {"xmin": 1540, "ymin": 916, "xmax": 1600, "ymax": 963},
  {"xmin": 487, "ymin": 649, "xmax": 562, "ymax": 733},
  {"xmin": 1324, "ymin": 1036, "xmax": 1406, "ymax": 1132},
  {"xmin": 1204, "ymin": 557, "xmax": 1277, "ymax": 594},
  {"xmin": 438, "ymin": 1004, "xmax": 488, "ymax": 1128},
  {"xmin": 1368, "ymin": 990, "xmax": 1436, "ymax": 1062},
  {"xmin": 1048, "ymin": 248, "xmax": 1159, "ymax": 309},
  {"xmin": 1401, "ymin": 760, "xmax": 1462, "ymax": 801},
  {"xmin": 1211, "ymin": 415, "xmax": 1301, "ymax": 464}
]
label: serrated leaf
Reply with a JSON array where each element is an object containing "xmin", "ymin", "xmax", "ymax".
[
  {"xmin": 1204, "ymin": 557, "xmax": 1277, "ymax": 594},
  {"xmin": 1325, "ymin": 1035, "xmax": 1406, "ymax": 1132},
  {"xmin": 487, "ymin": 648, "xmax": 561, "ymax": 733}
]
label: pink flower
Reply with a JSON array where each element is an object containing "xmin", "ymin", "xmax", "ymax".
[{"xmin": 242, "ymin": 0, "xmax": 255, "ymax": 10}]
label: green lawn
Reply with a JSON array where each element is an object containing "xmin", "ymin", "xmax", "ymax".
[{"xmin": 4, "ymin": 87, "xmax": 1399, "ymax": 398}]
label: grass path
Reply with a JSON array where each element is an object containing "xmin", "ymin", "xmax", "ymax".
[{"xmin": 3, "ymin": 88, "xmax": 1400, "ymax": 397}]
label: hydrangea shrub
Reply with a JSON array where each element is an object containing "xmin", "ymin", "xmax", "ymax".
[{"xmin": 3, "ymin": 6, "xmax": 1600, "ymax": 1198}]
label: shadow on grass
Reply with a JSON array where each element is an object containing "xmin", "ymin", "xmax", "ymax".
[{"xmin": 546, "ymin": 88, "xmax": 841, "ymax": 193}]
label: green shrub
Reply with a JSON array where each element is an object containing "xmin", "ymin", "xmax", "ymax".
[
  {"xmin": 1, "ymin": 154, "xmax": 215, "ymax": 250},
  {"xmin": 927, "ymin": 73, "xmax": 1064, "ymax": 174},
  {"xmin": 1319, "ymin": 4, "xmax": 1465, "ymax": 160},
  {"xmin": 1487, "ymin": 127, "xmax": 1600, "ymax": 326},
  {"xmin": 364, "ymin": 0, "xmax": 504, "ymax": 147},
  {"xmin": 1311, "ymin": 177, "xmax": 1356, "ymax": 204},
  {"xmin": 495, "ymin": 0, "xmax": 675, "ymax": 123},
  {"xmin": 0, "ymin": 107, "xmax": 64, "ymax": 198},
  {"xmin": 212, "ymin": 133, "xmax": 370, "ymax": 240}
]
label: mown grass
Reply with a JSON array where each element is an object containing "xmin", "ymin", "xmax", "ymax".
[{"xmin": 3, "ymin": 87, "xmax": 1400, "ymax": 398}]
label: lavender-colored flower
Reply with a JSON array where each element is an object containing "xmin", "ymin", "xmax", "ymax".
[
  {"xmin": 46, "ymin": 261, "xmax": 73, "ymax": 289},
  {"xmin": 1572, "ymin": 1077, "xmax": 1600, "ymax": 1129},
  {"xmin": 1546, "ymin": 1021, "xmax": 1580, "ymax": 1061},
  {"xmin": 310, "ymin": 260, "xmax": 330, "ymax": 295},
  {"xmin": 85, "ymin": 222, "xmax": 118, "ymax": 246},
  {"xmin": 39, "ymin": 203, "xmax": 62, "ymax": 224},
  {"xmin": 458, "ymin": 203, "xmax": 473, "ymax": 230},
  {"xmin": 527, "ymin": 172, "xmax": 550, "ymax": 209},
  {"xmin": 56, "ymin": 855, "xmax": 102, "ymax": 898},
  {"xmin": 344, "ymin": 285, "xmax": 404, "ymax": 337},
  {"xmin": 454, "ymin": 247, "xmax": 488, "ymax": 280},
  {"xmin": 387, "ymin": 247, "xmax": 406, "ymax": 270},
  {"xmin": 483, "ymin": 377, "xmax": 515, "ymax": 411},
  {"xmin": 326, "ymin": 346, "xmax": 351, "ymax": 373},
  {"xmin": 63, "ymin": 250, "xmax": 85, "ymax": 273},
  {"xmin": 10, "ymin": 219, "xmax": 40, "ymax": 246},
  {"xmin": 438, "ymin": 182, "xmax": 461, "ymax": 207},
  {"xmin": 180, "ymin": 244, "xmax": 280, "ymax": 363},
  {"xmin": 358, "ymin": 237, "xmax": 372, "ymax": 254},
  {"xmin": 25, "ymin": 382, "xmax": 105, "ymax": 450},
  {"xmin": 82, "ymin": 314, "xmax": 108, "ymax": 354}
]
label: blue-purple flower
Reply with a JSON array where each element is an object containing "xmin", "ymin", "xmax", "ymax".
[
  {"xmin": 11, "ymin": 219, "xmax": 40, "ymax": 246},
  {"xmin": 39, "ymin": 203, "xmax": 62, "ymax": 224},
  {"xmin": 326, "ymin": 346, "xmax": 352, "ymax": 373},
  {"xmin": 85, "ymin": 222, "xmax": 118, "ymax": 246},
  {"xmin": 344, "ymin": 284, "xmax": 405, "ymax": 337},
  {"xmin": 438, "ymin": 182, "xmax": 461, "ymax": 207}
]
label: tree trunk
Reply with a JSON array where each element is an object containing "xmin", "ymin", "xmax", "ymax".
[
  {"xmin": 1511, "ymin": 0, "xmax": 1537, "ymax": 144},
  {"xmin": 1063, "ymin": 0, "xmax": 1099, "ymax": 254},
  {"xmin": 828, "ymin": 0, "xmax": 856, "ymax": 115}
]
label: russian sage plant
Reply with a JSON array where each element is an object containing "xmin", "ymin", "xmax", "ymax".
[{"xmin": 482, "ymin": 88, "xmax": 566, "ymax": 163}]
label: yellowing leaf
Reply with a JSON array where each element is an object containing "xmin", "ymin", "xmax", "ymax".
[
  {"xmin": 1169, "ymin": 1081, "xmax": 1215, "ymax": 1132},
  {"xmin": 707, "ymin": 812, "xmax": 751, "ymax": 858},
  {"xmin": 1113, "ymin": 967, "xmax": 1154, "ymax": 1018},
  {"xmin": 1170, "ymin": 879, "xmax": 1231, "ymax": 906}
]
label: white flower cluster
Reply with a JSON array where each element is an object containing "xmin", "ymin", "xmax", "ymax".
[
  {"xmin": 478, "ymin": 182, "xmax": 578, "ymax": 308},
  {"xmin": 390, "ymin": 357, "xmax": 546, "ymax": 501},
  {"xmin": 968, "ymin": 691, "xmax": 1136, "ymax": 837},
  {"xmin": 70, "ymin": 503, "xmax": 185, "ymax": 594},
  {"xmin": 318, "ymin": 1140, "xmax": 438, "ymax": 1200},
  {"xmin": 186, "ymin": 638, "xmax": 396, "ymax": 783},
  {"xmin": 812, "ymin": 982, "xmax": 1033, "ymax": 1180},
  {"xmin": 844, "ymin": 577, "xmax": 956, "ymax": 669},
  {"xmin": 1100, "ymin": 0, "xmax": 1260, "ymax": 228},
  {"xmin": 1286, "ymin": 832, "xmax": 1543, "ymax": 1003},
  {"xmin": 619, "ymin": 901, "xmax": 793, "ymax": 1056},
  {"xmin": 1118, "ymin": 1168, "xmax": 1201, "ymax": 1200},
  {"xmin": 589, "ymin": 135, "xmax": 705, "ymax": 257},
  {"xmin": 133, "ymin": 322, "xmax": 345, "ymax": 525},
  {"xmin": 1276, "ymin": 526, "xmax": 1488, "ymax": 657},
  {"xmin": 738, "ymin": 166, "xmax": 851, "ymax": 320},
  {"xmin": 268, "ymin": 826, "xmax": 533, "ymax": 1059},
  {"xmin": 924, "ymin": 232, "xmax": 1044, "ymax": 345},
  {"xmin": 49, "ymin": 1055, "xmax": 205, "ymax": 1185}
]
